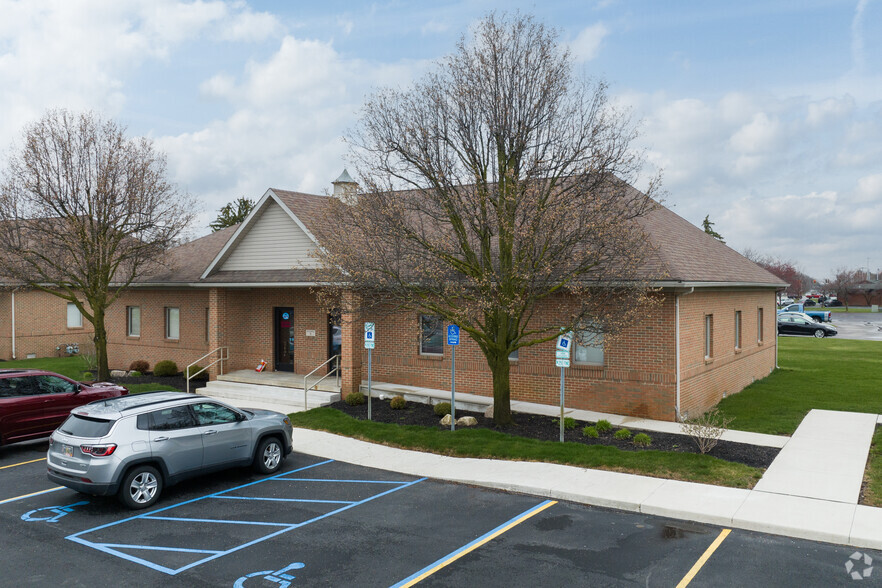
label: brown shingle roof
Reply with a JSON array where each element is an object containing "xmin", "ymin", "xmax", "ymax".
[{"xmin": 130, "ymin": 184, "xmax": 784, "ymax": 288}]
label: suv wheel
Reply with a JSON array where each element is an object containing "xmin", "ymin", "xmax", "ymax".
[
  {"xmin": 119, "ymin": 465, "xmax": 163, "ymax": 509},
  {"xmin": 253, "ymin": 437, "xmax": 283, "ymax": 474}
]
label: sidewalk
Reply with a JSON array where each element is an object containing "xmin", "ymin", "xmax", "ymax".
[{"xmin": 291, "ymin": 408, "xmax": 882, "ymax": 550}]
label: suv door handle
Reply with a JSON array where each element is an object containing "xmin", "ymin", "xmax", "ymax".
[
  {"xmin": 154, "ymin": 436, "xmax": 169, "ymax": 442},
  {"xmin": 203, "ymin": 430, "xmax": 217, "ymax": 436}
]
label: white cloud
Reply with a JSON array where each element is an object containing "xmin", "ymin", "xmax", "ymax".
[
  {"xmin": 570, "ymin": 23, "xmax": 608, "ymax": 63},
  {"xmin": 855, "ymin": 173, "xmax": 882, "ymax": 203}
]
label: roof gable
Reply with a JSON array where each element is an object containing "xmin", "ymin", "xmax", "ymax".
[{"xmin": 201, "ymin": 189, "xmax": 323, "ymax": 278}]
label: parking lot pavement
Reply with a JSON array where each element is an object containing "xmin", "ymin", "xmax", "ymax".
[
  {"xmin": 829, "ymin": 312, "xmax": 882, "ymax": 341},
  {"xmin": 1, "ymin": 451, "xmax": 880, "ymax": 586}
]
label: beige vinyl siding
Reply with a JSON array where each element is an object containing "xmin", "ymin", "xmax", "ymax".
[{"xmin": 220, "ymin": 201, "xmax": 320, "ymax": 270}]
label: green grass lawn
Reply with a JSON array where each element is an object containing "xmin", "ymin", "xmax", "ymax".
[
  {"xmin": 863, "ymin": 427, "xmax": 882, "ymax": 507},
  {"xmin": 717, "ymin": 337, "xmax": 882, "ymax": 435},
  {"xmin": 0, "ymin": 355, "xmax": 92, "ymax": 379},
  {"xmin": 290, "ymin": 407, "xmax": 763, "ymax": 488},
  {"xmin": 825, "ymin": 307, "xmax": 878, "ymax": 313}
]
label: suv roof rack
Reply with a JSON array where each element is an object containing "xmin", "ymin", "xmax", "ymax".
[{"xmin": 86, "ymin": 390, "xmax": 190, "ymax": 413}]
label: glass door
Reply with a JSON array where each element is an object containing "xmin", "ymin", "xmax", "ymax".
[
  {"xmin": 327, "ymin": 311, "xmax": 341, "ymax": 375},
  {"xmin": 274, "ymin": 307, "xmax": 295, "ymax": 372}
]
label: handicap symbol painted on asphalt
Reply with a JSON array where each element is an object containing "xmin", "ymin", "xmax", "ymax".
[
  {"xmin": 21, "ymin": 500, "xmax": 89, "ymax": 523},
  {"xmin": 234, "ymin": 562, "xmax": 305, "ymax": 587}
]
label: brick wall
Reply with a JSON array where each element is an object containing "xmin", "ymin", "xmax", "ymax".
[
  {"xmin": 678, "ymin": 289, "xmax": 777, "ymax": 417},
  {"xmin": 0, "ymin": 290, "xmax": 95, "ymax": 360}
]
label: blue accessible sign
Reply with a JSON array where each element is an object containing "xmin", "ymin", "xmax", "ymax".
[
  {"xmin": 364, "ymin": 322, "xmax": 375, "ymax": 349},
  {"xmin": 447, "ymin": 325, "xmax": 460, "ymax": 346}
]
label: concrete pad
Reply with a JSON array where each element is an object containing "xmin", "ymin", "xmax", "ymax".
[
  {"xmin": 755, "ymin": 468, "xmax": 863, "ymax": 504},
  {"xmin": 640, "ymin": 480, "xmax": 751, "ymax": 526},
  {"xmin": 849, "ymin": 505, "xmax": 882, "ymax": 550},
  {"xmin": 733, "ymin": 492, "xmax": 856, "ymax": 545}
]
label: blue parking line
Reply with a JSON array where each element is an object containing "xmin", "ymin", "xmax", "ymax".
[
  {"xmin": 142, "ymin": 516, "xmax": 292, "ymax": 527},
  {"xmin": 99, "ymin": 543, "xmax": 221, "ymax": 554},
  {"xmin": 65, "ymin": 458, "xmax": 427, "ymax": 576},
  {"xmin": 273, "ymin": 478, "xmax": 407, "ymax": 484},
  {"xmin": 214, "ymin": 496, "xmax": 355, "ymax": 504}
]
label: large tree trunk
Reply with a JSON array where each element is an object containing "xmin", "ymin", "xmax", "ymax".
[
  {"xmin": 92, "ymin": 306, "xmax": 110, "ymax": 381},
  {"xmin": 489, "ymin": 351, "xmax": 514, "ymax": 426}
]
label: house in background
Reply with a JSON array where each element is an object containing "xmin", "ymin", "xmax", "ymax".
[{"xmin": 0, "ymin": 174, "xmax": 785, "ymax": 421}]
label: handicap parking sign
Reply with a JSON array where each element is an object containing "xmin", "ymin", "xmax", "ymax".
[{"xmin": 447, "ymin": 325, "xmax": 460, "ymax": 346}]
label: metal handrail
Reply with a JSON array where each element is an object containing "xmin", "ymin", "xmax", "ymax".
[
  {"xmin": 186, "ymin": 347, "xmax": 229, "ymax": 394},
  {"xmin": 303, "ymin": 355, "xmax": 340, "ymax": 410}
]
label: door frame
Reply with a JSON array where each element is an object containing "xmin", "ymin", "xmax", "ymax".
[{"xmin": 273, "ymin": 307, "xmax": 295, "ymax": 372}]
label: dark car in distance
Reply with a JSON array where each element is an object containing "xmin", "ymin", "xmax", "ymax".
[
  {"xmin": 777, "ymin": 315, "xmax": 838, "ymax": 338},
  {"xmin": 0, "ymin": 369, "xmax": 127, "ymax": 447}
]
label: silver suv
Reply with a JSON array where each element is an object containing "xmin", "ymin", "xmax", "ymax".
[{"xmin": 47, "ymin": 391, "xmax": 294, "ymax": 509}]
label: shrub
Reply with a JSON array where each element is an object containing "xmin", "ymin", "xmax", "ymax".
[
  {"xmin": 553, "ymin": 417, "xmax": 578, "ymax": 430},
  {"xmin": 82, "ymin": 371, "xmax": 94, "ymax": 380},
  {"xmin": 679, "ymin": 407, "xmax": 733, "ymax": 454},
  {"xmin": 434, "ymin": 402, "xmax": 451, "ymax": 416},
  {"xmin": 153, "ymin": 360, "xmax": 178, "ymax": 377},
  {"xmin": 128, "ymin": 370, "xmax": 142, "ymax": 378},
  {"xmin": 345, "ymin": 391, "xmax": 365, "ymax": 406},
  {"xmin": 186, "ymin": 364, "xmax": 209, "ymax": 380},
  {"xmin": 595, "ymin": 419, "xmax": 613, "ymax": 434},
  {"xmin": 633, "ymin": 433, "xmax": 652, "ymax": 447},
  {"xmin": 613, "ymin": 428, "xmax": 631, "ymax": 440},
  {"xmin": 129, "ymin": 360, "xmax": 149, "ymax": 373},
  {"xmin": 582, "ymin": 426, "xmax": 599, "ymax": 438},
  {"xmin": 390, "ymin": 395, "xmax": 407, "ymax": 410}
]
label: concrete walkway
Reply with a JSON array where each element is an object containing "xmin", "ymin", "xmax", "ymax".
[{"xmin": 291, "ymin": 407, "xmax": 882, "ymax": 549}]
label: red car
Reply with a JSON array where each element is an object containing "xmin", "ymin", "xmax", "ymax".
[{"xmin": 0, "ymin": 369, "xmax": 127, "ymax": 447}]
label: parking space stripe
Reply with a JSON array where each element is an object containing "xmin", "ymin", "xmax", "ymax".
[
  {"xmin": 0, "ymin": 457, "xmax": 46, "ymax": 470},
  {"xmin": 99, "ymin": 543, "xmax": 222, "ymax": 554},
  {"xmin": 213, "ymin": 496, "xmax": 355, "ymax": 504},
  {"xmin": 142, "ymin": 516, "xmax": 292, "ymax": 526},
  {"xmin": 676, "ymin": 528, "xmax": 731, "ymax": 588},
  {"xmin": 273, "ymin": 478, "xmax": 407, "ymax": 484},
  {"xmin": 0, "ymin": 486, "xmax": 63, "ymax": 505},
  {"xmin": 391, "ymin": 499, "xmax": 558, "ymax": 588},
  {"xmin": 65, "ymin": 459, "xmax": 428, "ymax": 576}
]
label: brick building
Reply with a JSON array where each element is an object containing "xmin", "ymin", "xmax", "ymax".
[{"xmin": 0, "ymin": 181, "xmax": 784, "ymax": 421}]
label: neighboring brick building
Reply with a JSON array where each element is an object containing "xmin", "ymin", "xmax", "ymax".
[{"xmin": 0, "ymin": 180, "xmax": 785, "ymax": 421}]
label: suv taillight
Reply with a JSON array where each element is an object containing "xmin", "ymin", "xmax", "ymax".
[{"xmin": 80, "ymin": 444, "xmax": 117, "ymax": 457}]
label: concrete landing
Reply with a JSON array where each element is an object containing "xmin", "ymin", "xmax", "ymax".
[{"xmin": 752, "ymin": 409, "xmax": 877, "ymax": 503}]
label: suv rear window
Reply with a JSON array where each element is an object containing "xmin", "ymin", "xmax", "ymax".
[{"xmin": 58, "ymin": 414, "xmax": 114, "ymax": 437}]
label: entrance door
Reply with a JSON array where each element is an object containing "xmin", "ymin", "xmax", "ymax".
[
  {"xmin": 327, "ymin": 312, "xmax": 341, "ymax": 375},
  {"xmin": 274, "ymin": 307, "xmax": 295, "ymax": 372}
]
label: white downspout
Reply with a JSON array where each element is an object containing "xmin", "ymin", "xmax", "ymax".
[
  {"xmin": 675, "ymin": 287, "xmax": 694, "ymax": 421},
  {"xmin": 11, "ymin": 291, "xmax": 16, "ymax": 360}
]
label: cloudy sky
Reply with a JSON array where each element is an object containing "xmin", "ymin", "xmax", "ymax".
[{"xmin": 0, "ymin": 0, "xmax": 879, "ymax": 279}]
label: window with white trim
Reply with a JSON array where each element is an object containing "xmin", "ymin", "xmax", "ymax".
[
  {"xmin": 165, "ymin": 307, "xmax": 180, "ymax": 340},
  {"xmin": 705, "ymin": 314, "xmax": 713, "ymax": 359},
  {"xmin": 419, "ymin": 315, "xmax": 443, "ymax": 355},
  {"xmin": 757, "ymin": 308, "xmax": 764, "ymax": 343},
  {"xmin": 66, "ymin": 303, "xmax": 83, "ymax": 328},
  {"xmin": 574, "ymin": 327, "xmax": 604, "ymax": 365},
  {"xmin": 127, "ymin": 306, "xmax": 141, "ymax": 337},
  {"xmin": 734, "ymin": 310, "xmax": 742, "ymax": 350}
]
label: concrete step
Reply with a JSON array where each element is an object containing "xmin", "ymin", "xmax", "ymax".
[
  {"xmin": 200, "ymin": 380, "xmax": 339, "ymax": 414},
  {"xmin": 217, "ymin": 371, "xmax": 341, "ymax": 394}
]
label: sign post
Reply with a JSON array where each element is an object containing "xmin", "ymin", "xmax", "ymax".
[
  {"xmin": 447, "ymin": 325, "xmax": 460, "ymax": 431},
  {"xmin": 364, "ymin": 322, "xmax": 375, "ymax": 420},
  {"xmin": 555, "ymin": 332, "xmax": 573, "ymax": 442}
]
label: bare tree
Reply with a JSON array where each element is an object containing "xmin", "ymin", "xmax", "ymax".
[
  {"xmin": 313, "ymin": 14, "xmax": 662, "ymax": 425},
  {"xmin": 0, "ymin": 110, "xmax": 196, "ymax": 380},
  {"xmin": 828, "ymin": 267, "xmax": 863, "ymax": 310}
]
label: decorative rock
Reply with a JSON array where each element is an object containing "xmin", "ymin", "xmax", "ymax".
[
  {"xmin": 483, "ymin": 405, "xmax": 494, "ymax": 418},
  {"xmin": 456, "ymin": 416, "xmax": 478, "ymax": 427},
  {"xmin": 110, "ymin": 370, "xmax": 127, "ymax": 378},
  {"xmin": 440, "ymin": 414, "xmax": 453, "ymax": 426}
]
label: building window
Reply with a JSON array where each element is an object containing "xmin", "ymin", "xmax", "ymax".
[
  {"xmin": 165, "ymin": 307, "xmax": 180, "ymax": 340},
  {"xmin": 419, "ymin": 315, "xmax": 443, "ymax": 355},
  {"xmin": 758, "ymin": 308, "xmax": 764, "ymax": 343},
  {"xmin": 575, "ymin": 328, "xmax": 604, "ymax": 365},
  {"xmin": 734, "ymin": 310, "xmax": 742, "ymax": 350},
  {"xmin": 705, "ymin": 314, "xmax": 713, "ymax": 359},
  {"xmin": 127, "ymin": 306, "xmax": 141, "ymax": 337},
  {"xmin": 66, "ymin": 303, "xmax": 82, "ymax": 328},
  {"xmin": 204, "ymin": 308, "xmax": 210, "ymax": 343},
  {"xmin": 508, "ymin": 348, "xmax": 519, "ymax": 361}
]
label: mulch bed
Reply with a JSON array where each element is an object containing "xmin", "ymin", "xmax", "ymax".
[
  {"xmin": 332, "ymin": 399, "xmax": 780, "ymax": 469},
  {"xmin": 109, "ymin": 374, "xmax": 208, "ymax": 392}
]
